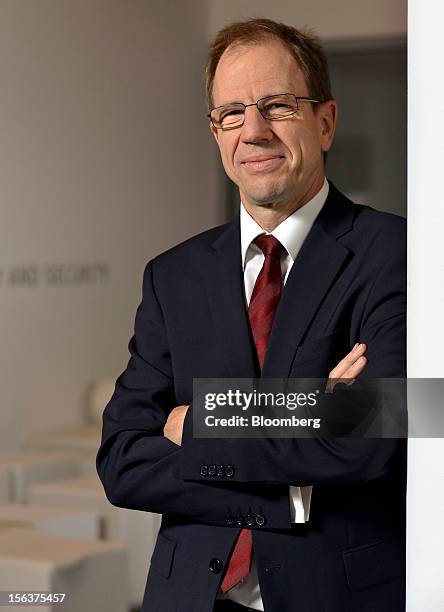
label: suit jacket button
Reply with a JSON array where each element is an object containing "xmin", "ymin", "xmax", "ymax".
[
  {"xmin": 255, "ymin": 514, "xmax": 266, "ymax": 526},
  {"xmin": 246, "ymin": 514, "xmax": 255, "ymax": 527},
  {"xmin": 225, "ymin": 515, "xmax": 234, "ymax": 526},
  {"xmin": 209, "ymin": 558, "xmax": 224, "ymax": 574},
  {"xmin": 217, "ymin": 465, "xmax": 225, "ymax": 477},
  {"xmin": 225, "ymin": 465, "xmax": 235, "ymax": 478},
  {"xmin": 200, "ymin": 465, "xmax": 208, "ymax": 477},
  {"xmin": 208, "ymin": 465, "xmax": 216, "ymax": 477}
]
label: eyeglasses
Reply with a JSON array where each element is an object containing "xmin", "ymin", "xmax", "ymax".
[{"xmin": 208, "ymin": 93, "xmax": 322, "ymax": 130}]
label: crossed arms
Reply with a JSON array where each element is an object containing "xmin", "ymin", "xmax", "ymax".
[
  {"xmin": 96, "ymin": 234, "xmax": 406, "ymax": 528},
  {"xmin": 163, "ymin": 343, "xmax": 368, "ymax": 446}
]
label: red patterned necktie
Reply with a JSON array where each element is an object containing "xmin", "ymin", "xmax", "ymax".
[{"xmin": 220, "ymin": 234, "xmax": 286, "ymax": 593}]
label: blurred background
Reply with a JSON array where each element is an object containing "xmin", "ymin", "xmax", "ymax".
[{"xmin": 0, "ymin": 1, "xmax": 406, "ymax": 610}]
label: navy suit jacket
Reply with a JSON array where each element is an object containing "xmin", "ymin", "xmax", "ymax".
[{"xmin": 96, "ymin": 183, "xmax": 407, "ymax": 612}]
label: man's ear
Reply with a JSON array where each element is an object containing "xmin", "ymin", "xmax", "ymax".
[{"xmin": 319, "ymin": 100, "xmax": 338, "ymax": 152}]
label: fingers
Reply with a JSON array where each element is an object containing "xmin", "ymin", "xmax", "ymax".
[
  {"xmin": 328, "ymin": 343, "xmax": 367, "ymax": 379},
  {"xmin": 171, "ymin": 404, "xmax": 188, "ymax": 413},
  {"xmin": 342, "ymin": 354, "xmax": 367, "ymax": 378},
  {"xmin": 326, "ymin": 343, "xmax": 367, "ymax": 394}
]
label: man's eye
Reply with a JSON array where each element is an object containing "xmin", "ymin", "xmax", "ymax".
[
  {"xmin": 221, "ymin": 109, "xmax": 244, "ymax": 119},
  {"xmin": 266, "ymin": 102, "xmax": 292, "ymax": 111}
]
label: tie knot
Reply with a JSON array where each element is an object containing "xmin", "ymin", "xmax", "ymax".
[{"xmin": 253, "ymin": 234, "xmax": 286, "ymax": 258}]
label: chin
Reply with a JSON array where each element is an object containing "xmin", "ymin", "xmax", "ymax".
[
  {"xmin": 251, "ymin": 198, "xmax": 279, "ymax": 208},
  {"xmin": 244, "ymin": 185, "xmax": 287, "ymax": 208}
]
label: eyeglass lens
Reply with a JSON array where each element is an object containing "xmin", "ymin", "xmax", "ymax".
[{"xmin": 211, "ymin": 94, "xmax": 300, "ymax": 129}]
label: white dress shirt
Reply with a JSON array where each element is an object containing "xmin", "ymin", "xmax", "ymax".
[{"xmin": 219, "ymin": 178, "xmax": 329, "ymax": 610}]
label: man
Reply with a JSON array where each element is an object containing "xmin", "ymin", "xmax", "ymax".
[{"xmin": 96, "ymin": 19, "xmax": 406, "ymax": 612}]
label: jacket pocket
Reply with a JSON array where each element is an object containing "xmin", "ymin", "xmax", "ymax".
[
  {"xmin": 342, "ymin": 537, "xmax": 405, "ymax": 591},
  {"xmin": 149, "ymin": 532, "xmax": 177, "ymax": 579}
]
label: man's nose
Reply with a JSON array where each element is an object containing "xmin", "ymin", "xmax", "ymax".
[{"xmin": 240, "ymin": 105, "xmax": 274, "ymax": 144}]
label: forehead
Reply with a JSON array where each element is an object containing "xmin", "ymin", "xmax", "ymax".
[{"xmin": 212, "ymin": 38, "xmax": 308, "ymax": 106}]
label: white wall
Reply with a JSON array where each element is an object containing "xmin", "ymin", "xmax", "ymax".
[
  {"xmin": 407, "ymin": 0, "xmax": 444, "ymax": 609},
  {"xmin": 0, "ymin": 0, "xmax": 215, "ymax": 449},
  {"xmin": 208, "ymin": 0, "xmax": 406, "ymax": 42}
]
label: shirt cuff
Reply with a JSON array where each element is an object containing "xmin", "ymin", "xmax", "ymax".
[{"xmin": 289, "ymin": 485, "xmax": 313, "ymax": 523}]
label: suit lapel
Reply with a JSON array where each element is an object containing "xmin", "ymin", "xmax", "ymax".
[
  {"xmin": 262, "ymin": 184, "xmax": 355, "ymax": 377},
  {"xmin": 202, "ymin": 218, "xmax": 259, "ymax": 378}
]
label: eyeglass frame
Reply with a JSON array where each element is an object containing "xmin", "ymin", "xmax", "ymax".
[{"xmin": 208, "ymin": 93, "xmax": 323, "ymax": 130}]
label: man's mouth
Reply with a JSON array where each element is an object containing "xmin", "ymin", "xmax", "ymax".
[{"xmin": 240, "ymin": 155, "xmax": 285, "ymax": 172}]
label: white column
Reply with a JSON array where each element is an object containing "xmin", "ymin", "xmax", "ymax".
[{"xmin": 407, "ymin": 1, "xmax": 444, "ymax": 609}]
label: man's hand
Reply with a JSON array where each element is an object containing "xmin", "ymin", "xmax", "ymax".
[
  {"xmin": 164, "ymin": 404, "xmax": 189, "ymax": 446},
  {"xmin": 325, "ymin": 343, "xmax": 367, "ymax": 393}
]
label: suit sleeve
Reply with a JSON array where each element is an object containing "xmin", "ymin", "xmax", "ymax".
[
  {"xmin": 181, "ymin": 225, "xmax": 407, "ymax": 487},
  {"xmin": 96, "ymin": 261, "xmax": 291, "ymax": 528}
]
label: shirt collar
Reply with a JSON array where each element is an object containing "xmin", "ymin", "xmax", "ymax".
[{"xmin": 240, "ymin": 177, "xmax": 329, "ymax": 269}]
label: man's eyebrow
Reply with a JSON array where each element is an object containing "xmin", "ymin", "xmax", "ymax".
[{"xmin": 214, "ymin": 99, "xmax": 245, "ymax": 108}]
